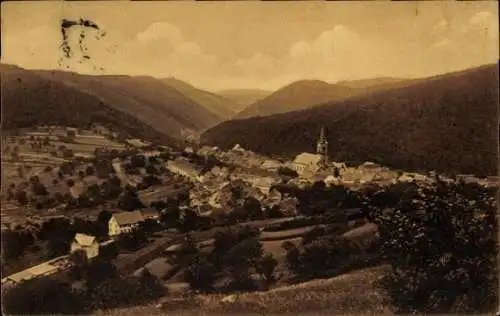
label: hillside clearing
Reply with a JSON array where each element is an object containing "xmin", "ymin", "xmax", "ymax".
[{"xmin": 96, "ymin": 265, "xmax": 392, "ymax": 316}]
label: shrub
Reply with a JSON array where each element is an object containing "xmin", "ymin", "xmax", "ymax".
[
  {"xmin": 372, "ymin": 181, "xmax": 498, "ymax": 314},
  {"xmin": 257, "ymin": 253, "xmax": 279, "ymax": 286}
]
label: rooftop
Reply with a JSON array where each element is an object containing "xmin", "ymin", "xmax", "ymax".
[
  {"xmin": 74, "ymin": 233, "xmax": 97, "ymax": 246},
  {"xmin": 294, "ymin": 153, "xmax": 322, "ymax": 165},
  {"xmin": 112, "ymin": 211, "xmax": 145, "ymax": 226}
]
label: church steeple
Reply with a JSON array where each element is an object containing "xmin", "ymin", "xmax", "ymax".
[{"xmin": 316, "ymin": 126, "xmax": 328, "ymax": 167}]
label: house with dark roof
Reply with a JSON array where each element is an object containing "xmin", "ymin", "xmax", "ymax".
[
  {"xmin": 166, "ymin": 158, "xmax": 202, "ymax": 180},
  {"xmin": 141, "ymin": 208, "xmax": 160, "ymax": 221},
  {"xmin": 70, "ymin": 233, "xmax": 99, "ymax": 259},
  {"xmin": 108, "ymin": 211, "xmax": 145, "ymax": 236}
]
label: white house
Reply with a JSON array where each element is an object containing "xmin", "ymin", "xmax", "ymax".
[
  {"xmin": 292, "ymin": 153, "xmax": 323, "ymax": 175},
  {"xmin": 108, "ymin": 211, "xmax": 145, "ymax": 236},
  {"xmin": 70, "ymin": 233, "xmax": 100, "ymax": 260},
  {"xmin": 251, "ymin": 177, "xmax": 277, "ymax": 195}
]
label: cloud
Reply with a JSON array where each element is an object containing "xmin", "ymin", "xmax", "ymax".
[
  {"xmin": 465, "ymin": 11, "xmax": 498, "ymax": 40},
  {"xmin": 429, "ymin": 38, "xmax": 453, "ymax": 50},
  {"xmin": 430, "ymin": 19, "xmax": 450, "ymax": 37},
  {"xmin": 136, "ymin": 22, "xmax": 183, "ymax": 44}
]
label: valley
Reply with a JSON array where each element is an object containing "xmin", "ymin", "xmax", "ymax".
[{"xmin": 1, "ymin": 62, "xmax": 497, "ymax": 316}]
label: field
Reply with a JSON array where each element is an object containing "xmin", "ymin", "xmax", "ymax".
[{"xmin": 1, "ymin": 127, "xmax": 127, "ymax": 225}]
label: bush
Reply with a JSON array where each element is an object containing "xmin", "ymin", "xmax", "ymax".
[{"xmin": 372, "ymin": 181, "xmax": 498, "ymax": 313}]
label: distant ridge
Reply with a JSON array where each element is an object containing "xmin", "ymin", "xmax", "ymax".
[{"xmin": 233, "ymin": 77, "xmax": 414, "ymax": 119}]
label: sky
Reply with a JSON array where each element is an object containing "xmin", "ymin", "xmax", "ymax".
[{"xmin": 1, "ymin": 1, "xmax": 498, "ymax": 91}]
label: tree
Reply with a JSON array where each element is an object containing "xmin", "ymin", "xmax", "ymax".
[
  {"xmin": 16, "ymin": 190, "xmax": 28, "ymax": 205},
  {"xmin": 240, "ymin": 197, "xmax": 264, "ymax": 221},
  {"xmin": 372, "ymin": 181, "xmax": 498, "ymax": 314},
  {"xmin": 138, "ymin": 268, "xmax": 167, "ymax": 298},
  {"xmin": 78, "ymin": 170, "xmax": 85, "ymax": 180},
  {"xmin": 17, "ymin": 166, "xmax": 24, "ymax": 178},
  {"xmin": 117, "ymin": 187, "xmax": 144, "ymax": 211},
  {"xmin": 184, "ymin": 254, "xmax": 217, "ymax": 293},
  {"xmin": 257, "ymin": 254, "xmax": 279, "ymax": 287},
  {"xmin": 32, "ymin": 182, "xmax": 48, "ymax": 196},
  {"xmin": 85, "ymin": 165, "xmax": 95, "ymax": 176},
  {"xmin": 130, "ymin": 155, "xmax": 146, "ymax": 168},
  {"xmin": 278, "ymin": 166, "xmax": 298, "ymax": 179},
  {"xmin": 333, "ymin": 167, "xmax": 340, "ymax": 178},
  {"xmin": 68, "ymin": 249, "xmax": 89, "ymax": 280}
]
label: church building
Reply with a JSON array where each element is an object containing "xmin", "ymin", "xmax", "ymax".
[{"xmin": 291, "ymin": 127, "xmax": 330, "ymax": 175}]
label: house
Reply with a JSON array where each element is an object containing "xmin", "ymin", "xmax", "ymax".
[
  {"xmin": 108, "ymin": 211, "xmax": 145, "ymax": 236},
  {"xmin": 331, "ymin": 161, "xmax": 347, "ymax": 170},
  {"xmin": 252, "ymin": 177, "xmax": 277, "ymax": 195},
  {"xmin": 232, "ymin": 144, "xmax": 244, "ymax": 151},
  {"xmin": 1, "ymin": 256, "xmax": 68, "ymax": 286},
  {"xmin": 143, "ymin": 150, "xmax": 161, "ymax": 158},
  {"xmin": 197, "ymin": 146, "xmax": 216, "ymax": 157},
  {"xmin": 70, "ymin": 233, "xmax": 100, "ymax": 260},
  {"xmin": 265, "ymin": 187, "xmax": 283, "ymax": 207},
  {"xmin": 292, "ymin": 153, "xmax": 323, "ymax": 175},
  {"xmin": 69, "ymin": 181, "xmax": 86, "ymax": 199},
  {"xmin": 166, "ymin": 158, "xmax": 202, "ymax": 181},
  {"xmin": 261, "ymin": 159, "xmax": 282, "ymax": 171},
  {"xmin": 324, "ymin": 175, "xmax": 341, "ymax": 186},
  {"xmin": 456, "ymin": 174, "xmax": 479, "ymax": 183},
  {"xmin": 126, "ymin": 138, "xmax": 151, "ymax": 148},
  {"xmin": 141, "ymin": 208, "xmax": 160, "ymax": 221}
]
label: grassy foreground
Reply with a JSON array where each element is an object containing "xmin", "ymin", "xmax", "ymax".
[{"xmin": 95, "ymin": 265, "xmax": 392, "ymax": 316}]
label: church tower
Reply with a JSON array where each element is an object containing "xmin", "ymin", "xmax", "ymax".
[{"xmin": 316, "ymin": 126, "xmax": 328, "ymax": 167}]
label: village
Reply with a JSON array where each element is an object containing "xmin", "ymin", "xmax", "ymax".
[{"xmin": 1, "ymin": 124, "xmax": 497, "ymax": 313}]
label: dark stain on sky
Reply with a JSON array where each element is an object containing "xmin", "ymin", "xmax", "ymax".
[{"xmin": 58, "ymin": 18, "xmax": 106, "ymax": 71}]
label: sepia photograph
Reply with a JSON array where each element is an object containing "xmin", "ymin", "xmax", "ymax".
[{"xmin": 0, "ymin": 1, "xmax": 498, "ymax": 315}]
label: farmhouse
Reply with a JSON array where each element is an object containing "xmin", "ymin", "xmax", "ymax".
[
  {"xmin": 108, "ymin": 211, "xmax": 145, "ymax": 236},
  {"xmin": 70, "ymin": 233, "xmax": 99, "ymax": 260}
]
